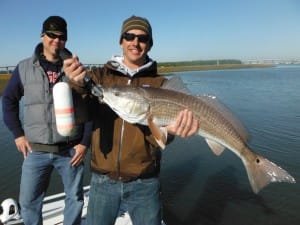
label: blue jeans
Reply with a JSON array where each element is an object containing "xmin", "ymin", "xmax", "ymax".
[
  {"xmin": 19, "ymin": 149, "xmax": 84, "ymax": 225},
  {"xmin": 87, "ymin": 173, "xmax": 161, "ymax": 225}
]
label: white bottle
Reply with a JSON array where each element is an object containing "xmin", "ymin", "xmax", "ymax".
[{"xmin": 53, "ymin": 82, "xmax": 75, "ymax": 136}]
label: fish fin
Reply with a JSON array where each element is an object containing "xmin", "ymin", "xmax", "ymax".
[
  {"xmin": 162, "ymin": 76, "xmax": 192, "ymax": 94},
  {"xmin": 242, "ymin": 150, "xmax": 296, "ymax": 193},
  {"xmin": 147, "ymin": 116, "xmax": 167, "ymax": 149},
  {"xmin": 205, "ymin": 139, "xmax": 225, "ymax": 156}
]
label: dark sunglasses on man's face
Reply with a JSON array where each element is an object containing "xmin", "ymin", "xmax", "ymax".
[
  {"xmin": 45, "ymin": 32, "xmax": 67, "ymax": 41},
  {"xmin": 122, "ymin": 32, "xmax": 150, "ymax": 43}
]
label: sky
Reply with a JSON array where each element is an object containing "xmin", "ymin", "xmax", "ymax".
[{"xmin": 1, "ymin": 0, "xmax": 300, "ymax": 66}]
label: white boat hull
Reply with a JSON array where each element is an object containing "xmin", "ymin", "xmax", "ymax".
[{"xmin": 1, "ymin": 186, "xmax": 165, "ymax": 225}]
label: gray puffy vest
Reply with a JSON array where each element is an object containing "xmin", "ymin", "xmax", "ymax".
[{"xmin": 18, "ymin": 57, "xmax": 83, "ymax": 144}]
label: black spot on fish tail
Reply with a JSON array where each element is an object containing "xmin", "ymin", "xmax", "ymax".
[{"xmin": 243, "ymin": 154, "xmax": 295, "ymax": 194}]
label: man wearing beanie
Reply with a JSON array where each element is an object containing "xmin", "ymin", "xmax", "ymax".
[
  {"xmin": 2, "ymin": 16, "xmax": 92, "ymax": 225},
  {"xmin": 63, "ymin": 15, "xmax": 198, "ymax": 225}
]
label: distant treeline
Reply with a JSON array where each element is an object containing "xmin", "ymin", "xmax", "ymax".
[
  {"xmin": 0, "ymin": 59, "xmax": 241, "ymax": 74},
  {"xmin": 158, "ymin": 59, "xmax": 242, "ymax": 67}
]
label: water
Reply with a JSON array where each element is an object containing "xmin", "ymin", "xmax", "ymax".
[{"xmin": 1, "ymin": 66, "xmax": 299, "ymax": 225}]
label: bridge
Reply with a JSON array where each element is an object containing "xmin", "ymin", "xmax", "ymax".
[
  {"xmin": 0, "ymin": 64, "xmax": 103, "ymax": 75},
  {"xmin": 243, "ymin": 59, "xmax": 300, "ymax": 65}
]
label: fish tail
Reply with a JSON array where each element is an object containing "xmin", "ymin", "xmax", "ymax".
[{"xmin": 242, "ymin": 152, "xmax": 296, "ymax": 193}]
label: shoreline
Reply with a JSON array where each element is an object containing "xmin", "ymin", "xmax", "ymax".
[
  {"xmin": 157, "ymin": 63, "xmax": 272, "ymax": 74},
  {"xmin": 0, "ymin": 75, "xmax": 11, "ymax": 95}
]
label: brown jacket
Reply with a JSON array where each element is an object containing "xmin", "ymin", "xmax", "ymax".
[{"xmin": 88, "ymin": 60, "xmax": 173, "ymax": 181}]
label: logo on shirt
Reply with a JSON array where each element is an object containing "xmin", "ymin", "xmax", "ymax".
[{"xmin": 48, "ymin": 71, "xmax": 60, "ymax": 87}]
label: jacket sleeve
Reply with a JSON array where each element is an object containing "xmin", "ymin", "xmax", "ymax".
[
  {"xmin": 77, "ymin": 85, "xmax": 94, "ymax": 148},
  {"xmin": 79, "ymin": 120, "xmax": 93, "ymax": 147},
  {"xmin": 2, "ymin": 66, "xmax": 25, "ymax": 138}
]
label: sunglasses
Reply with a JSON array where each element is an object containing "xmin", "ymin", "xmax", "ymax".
[
  {"xmin": 45, "ymin": 32, "xmax": 67, "ymax": 41},
  {"xmin": 122, "ymin": 32, "xmax": 150, "ymax": 43}
]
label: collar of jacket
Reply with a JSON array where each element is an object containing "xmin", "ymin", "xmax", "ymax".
[{"xmin": 106, "ymin": 55, "xmax": 157, "ymax": 77}]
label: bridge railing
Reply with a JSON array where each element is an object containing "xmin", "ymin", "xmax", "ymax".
[
  {"xmin": 0, "ymin": 64, "xmax": 103, "ymax": 75},
  {"xmin": 0, "ymin": 66, "xmax": 15, "ymax": 74}
]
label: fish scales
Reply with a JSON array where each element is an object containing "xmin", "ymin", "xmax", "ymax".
[{"xmin": 142, "ymin": 87, "xmax": 247, "ymax": 151}]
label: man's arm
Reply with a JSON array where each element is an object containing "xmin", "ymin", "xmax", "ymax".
[
  {"xmin": 2, "ymin": 66, "xmax": 25, "ymax": 138},
  {"xmin": 2, "ymin": 66, "xmax": 33, "ymax": 158},
  {"xmin": 70, "ymin": 120, "xmax": 93, "ymax": 166}
]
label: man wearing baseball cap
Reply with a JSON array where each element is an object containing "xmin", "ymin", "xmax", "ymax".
[
  {"xmin": 41, "ymin": 15, "xmax": 68, "ymax": 40},
  {"xmin": 63, "ymin": 15, "xmax": 198, "ymax": 225},
  {"xmin": 2, "ymin": 16, "xmax": 92, "ymax": 225}
]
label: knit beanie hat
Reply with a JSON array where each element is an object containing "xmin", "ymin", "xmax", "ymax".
[
  {"xmin": 41, "ymin": 16, "xmax": 67, "ymax": 40},
  {"xmin": 119, "ymin": 15, "xmax": 153, "ymax": 47}
]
